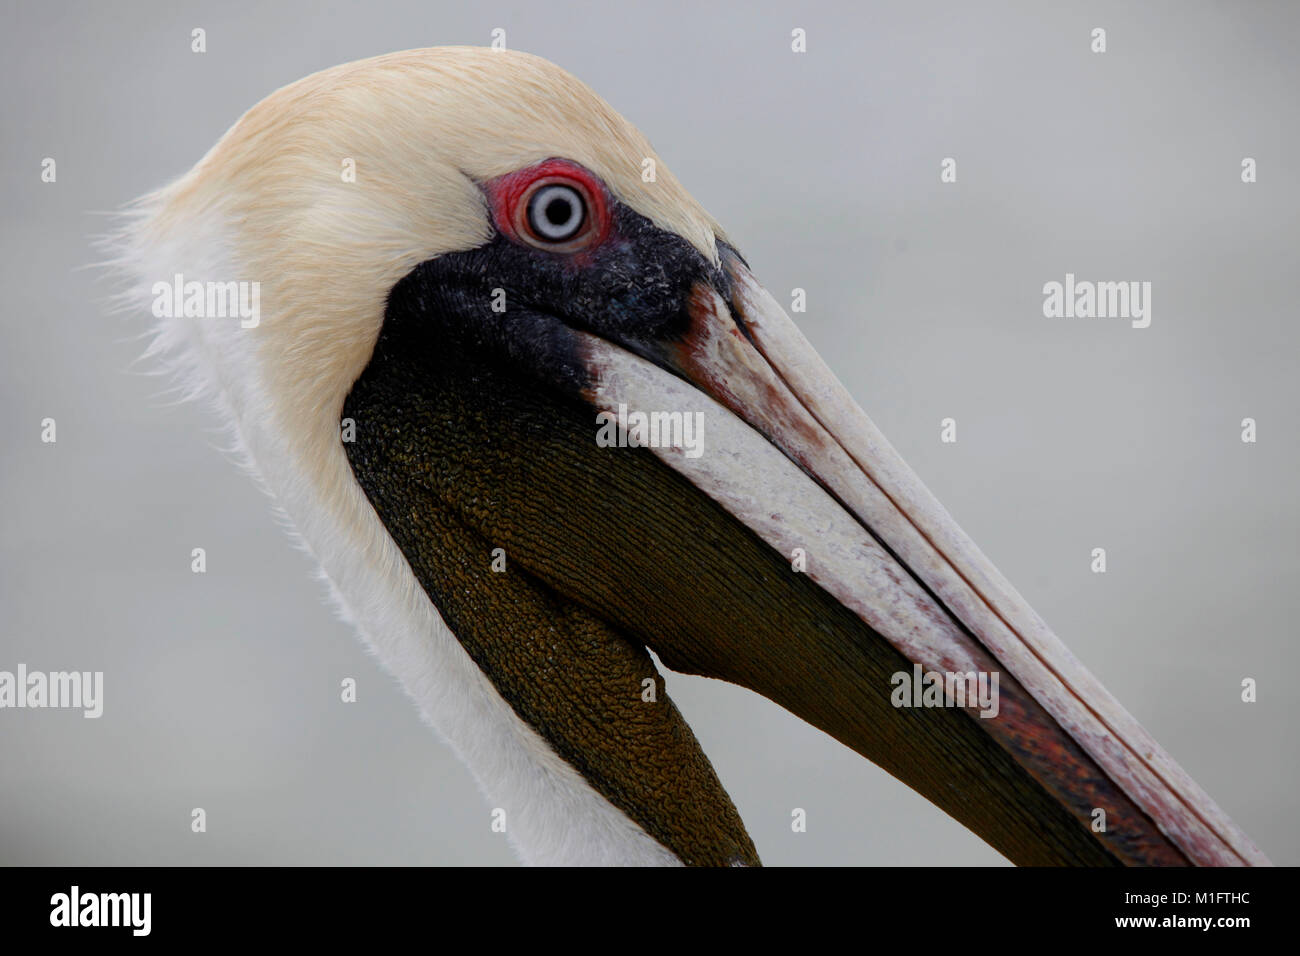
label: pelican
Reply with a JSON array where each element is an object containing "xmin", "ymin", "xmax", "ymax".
[{"xmin": 116, "ymin": 47, "xmax": 1268, "ymax": 866}]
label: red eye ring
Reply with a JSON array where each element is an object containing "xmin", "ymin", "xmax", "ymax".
[{"xmin": 487, "ymin": 159, "xmax": 611, "ymax": 253}]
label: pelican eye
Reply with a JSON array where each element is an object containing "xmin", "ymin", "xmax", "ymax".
[
  {"xmin": 526, "ymin": 183, "xmax": 586, "ymax": 243},
  {"xmin": 490, "ymin": 160, "xmax": 609, "ymax": 252}
]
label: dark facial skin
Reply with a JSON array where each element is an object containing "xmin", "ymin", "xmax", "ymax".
[
  {"xmin": 390, "ymin": 199, "xmax": 734, "ymax": 401},
  {"xmin": 340, "ymin": 164, "xmax": 1187, "ymax": 866}
]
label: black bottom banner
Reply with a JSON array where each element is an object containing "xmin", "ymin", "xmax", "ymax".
[{"xmin": 0, "ymin": 864, "xmax": 1283, "ymax": 942}]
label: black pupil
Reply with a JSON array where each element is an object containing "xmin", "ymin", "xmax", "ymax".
[{"xmin": 544, "ymin": 196, "xmax": 572, "ymax": 226}]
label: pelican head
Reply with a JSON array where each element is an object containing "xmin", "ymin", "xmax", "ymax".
[{"xmin": 117, "ymin": 47, "xmax": 1267, "ymax": 866}]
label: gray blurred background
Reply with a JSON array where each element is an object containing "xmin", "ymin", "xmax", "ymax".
[{"xmin": 1, "ymin": 0, "xmax": 1295, "ymax": 865}]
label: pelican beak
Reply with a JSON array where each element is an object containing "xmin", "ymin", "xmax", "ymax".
[
  {"xmin": 571, "ymin": 247, "xmax": 1267, "ymax": 866},
  {"xmin": 342, "ymin": 175, "xmax": 1268, "ymax": 865}
]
